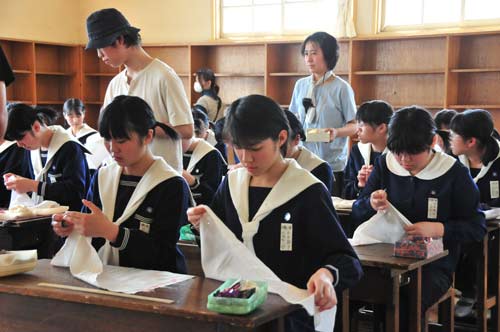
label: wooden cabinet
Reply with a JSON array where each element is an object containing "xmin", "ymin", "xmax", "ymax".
[
  {"xmin": 34, "ymin": 43, "xmax": 80, "ymax": 116},
  {"xmin": 191, "ymin": 44, "xmax": 266, "ymax": 110},
  {"xmin": 2, "ymin": 30, "xmax": 500, "ymax": 129},
  {"xmin": 350, "ymin": 36, "xmax": 447, "ymax": 110},
  {"xmin": 81, "ymin": 47, "xmax": 120, "ymax": 128},
  {"xmin": 0, "ymin": 39, "xmax": 35, "ymax": 104}
]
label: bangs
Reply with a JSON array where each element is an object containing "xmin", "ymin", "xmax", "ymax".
[
  {"xmin": 98, "ymin": 104, "xmax": 132, "ymax": 140},
  {"xmin": 387, "ymin": 134, "xmax": 431, "ymax": 155}
]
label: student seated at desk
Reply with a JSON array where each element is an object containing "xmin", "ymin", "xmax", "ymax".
[
  {"xmin": 343, "ymin": 100, "xmax": 393, "ymax": 199},
  {"xmin": 449, "ymin": 109, "xmax": 500, "ymax": 317},
  {"xmin": 63, "ymin": 98, "xmax": 110, "ymax": 174},
  {"xmin": 4, "ymin": 104, "xmax": 90, "ymax": 212},
  {"xmin": 434, "ymin": 109, "xmax": 457, "ymax": 155},
  {"xmin": 188, "ymin": 94, "xmax": 363, "ymax": 332},
  {"xmin": 52, "ymin": 96, "xmax": 190, "ymax": 273},
  {"xmin": 351, "ymin": 106, "xmax": 486, "ymax": 327},
  {"xmin": 284, "ymin": 109, "xmax": 334, "ymax": 194},
  {"xmin": 0, "ymin": 139, "xmax": 31, "ymax": 207},
  {"xmin": 182, "ymin": 108, "xmax": 225, "ymax": 205}
]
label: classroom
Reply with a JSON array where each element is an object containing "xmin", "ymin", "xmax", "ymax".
[{"xmin": 0, "ymin": 1, "xmax": 499, "ymax": 331}]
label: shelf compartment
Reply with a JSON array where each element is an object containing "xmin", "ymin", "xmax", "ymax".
[
  {"xmin": 35, "ymin": 44, "xmax": 79, "ymax": 73},
  {"xmin": 456, "ymin": 34, "xmax": 500, "ymax": 69},
  {"xmin": 455, "ymin": 72, "xmax": 500, "ymax": 106},
  {"xmin": 143, "ymin": 46, "xmax": 190, "ymax": 75},
  {"xmin": 216, "ymin": 76, "xmax": 264, "ymax": 106}
]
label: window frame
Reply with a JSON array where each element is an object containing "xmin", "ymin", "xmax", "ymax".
[
  {"xmin": 378, "ymin": 0, "xmax": 500, "ymax": 33},
  {"xmin": 215, "ymin": 0, "xmax": 339, "ymax": 39}
]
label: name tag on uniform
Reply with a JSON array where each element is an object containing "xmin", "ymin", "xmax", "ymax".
[
  {"xmin": 139, "ymin": 222, "xmax": 151, "ymax": 234},
  {"xmin": 428, "ymin": 197, "xmax": 438, "ymax": 219},
  {"xmin": 280, "ymin": 223, "xmax": 293, "ymax": 251},
  {"xmin": 490, "ymin": 181, "xmax": 499, "ymax": 199}
]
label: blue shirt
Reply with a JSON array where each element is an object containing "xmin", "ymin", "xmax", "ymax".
[{"xmin": 289, "ymin": 74, "xmax": 356, "ymax": 171}]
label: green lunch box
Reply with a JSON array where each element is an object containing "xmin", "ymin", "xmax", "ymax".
[{"xmin": 207, "ymin": 279, "xmax": 268, "ymax": 315}]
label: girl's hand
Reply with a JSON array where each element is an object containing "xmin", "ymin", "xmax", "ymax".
[
  {"xmin": 405, "ymin": 222, "xmax": 444, "ymax": 237},
  {"xmin": 357, "ymin": 165, "xmax": 374, "ymax": 188},
  {"xmin": 370, "ymin": 189, "xmax": 388, "ymax": 211},
  {"xmin": 51, "ymin": 213, "xmax": 74, "ymax": 237},
  {"xmin": 3, "ymin": 173, "xmax": 38, "ymax": 193},
  {"xmin": 182, "ymin": 170, "xmax": 196, "ymax": 186},
  {"xmin": 187, "ymin": 206, "xmax": 207, "ymax": 230},
  {"xmin": 307, "ymin": 268, "xmax": 337, "ymax": 311},
  {"xmin": 60, "ymin": 200, "xmax": 118, "ymax": 242}
]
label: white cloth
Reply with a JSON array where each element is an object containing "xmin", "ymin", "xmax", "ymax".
[
  {"xmin": 350, "ymin": 203, "xmax": 412, "ymax": 246},
  {"xmin": 386, "ymin": 150, "xmax": 456, "ymax": 180},
  {"xmin": 97, "ymin": 158, "xmax": 178, "ymax": 266},
  {"xmin": 30, "ymin": 126, "xmax": 85, "ymax": 204},
  {"xmin": 186, "ymin": 139, "xmax": 218, "ymax": 173},
  {"xmin": 332, "ymin": 197, "xmax": 355, "ymax": 210},
  {"xmin": 228, "ymin": 159, "xmax": 320, "ymax": 254},
  {"xmin": 51, "ymin": 232, "xmax": 192, "ymax": 294},
  {"xmin": 458, "ymin": 140, "xmax": 500, "ymax": 183},
  {"xmin": 103, "ymin": 58, "xmax": 192, "ymax": 174},
  {"xmin": 296, "ymin": 146, "xmax": 325, "ymax": 172},
  {"xmin": 335, "ymin": 0, "xmax": 357, "ymax": 38},
  {"xmin": 199, "ymin": 206, "xmax": 336, "ymax": 332}
]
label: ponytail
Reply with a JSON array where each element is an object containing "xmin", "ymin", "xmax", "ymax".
[{"xmin": 154, "ymin": 121, "xmax": 179, "ymax": 141}]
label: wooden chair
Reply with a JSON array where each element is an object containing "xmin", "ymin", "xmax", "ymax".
[{"xmin": 424, "ymin": 283, "xmax": 455, "ymax": 332}]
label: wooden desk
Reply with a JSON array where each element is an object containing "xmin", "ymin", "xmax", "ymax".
[
  {"xmin": 0, "ymin": 260, "xmax": 298, "ymax": 332},
  {"xmin": 343, "ymin": 243, "xmax": 448, "ymax": 332},
  {"xmin": 0, "ymin": 216, "xmax": 54, "ymax": 258}
]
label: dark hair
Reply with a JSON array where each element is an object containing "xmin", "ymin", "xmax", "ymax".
[
  {"xmin": 387, "ymin": 106, "xmax": 436, "ymax": 155},
  {"xmin": 99, "ymin": 95, "xmax": 178, "ymax": 141},
  {"xmin": 434, "ymin": 109, "xmax": 458, "ymax": 130},
  {"xmin": 450, "ymin": 109, "xmax": 500, "ymax": 165},
  {"xmin": 63, "ymin": 98, "xmax": 85, "ymax": 116},
  {"xmin": 284, "ymin": 109, "xmax": 305, "ymax": 142},
  {"xmin": 5, "ymin": 103, "xmax": 59, "ymax": 140},
  {"xmin": 196, "ymin": 68, "xmax": 222, "ymax": 115},
  {"xmin": 224, "ymin": 95, "xmax": 289, "ymax": 156},
  {"xmin": 436, "ymin": 129, "xmax": 452, "ymax": 155},
  {"xmin": 356, "ymin": 100, "xmax": 394, "ymax": 127},
  {"xmin": 300, "ymin": 32, "xmax": 339, "ymax": 70},
  {"xmin": 192, "ymin": 108, "xmax": 209, "ymax": 137},
  {"xmin": 114, "ymin": 31, "xmax": 142, "ymax": 47},
  {"xmin": 213, "ymin": 117, "xmax": 226, "ymax": 143}
]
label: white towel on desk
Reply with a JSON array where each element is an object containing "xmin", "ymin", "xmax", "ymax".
[
  {"xmin": 199, "ymin": 206, "xmax": 336, "ymax": 332},
  {"xmin": 51, "ymin": 232, "xmax": 192, "ymax": 294}
]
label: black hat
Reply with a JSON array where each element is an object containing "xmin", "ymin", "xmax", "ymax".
[{"xmin": 86, "ymin": 8, "xmax": 140, "ymax": 50}]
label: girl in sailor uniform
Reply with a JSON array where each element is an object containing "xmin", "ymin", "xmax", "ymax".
[
  {"xmin": 4, "ymin": 104, "xmax": 90, "ymax": 212},
  {"xmin": 343, "ymin": 100, "xmax": 393, "ymax": 199},
  {"xmin": 52, "ymin": 95, "xmax": 189, "ymax": 273},
  {"xmin": 63, "ymin": 98, "xmax": 111, "ymax": 174},
  {"xmin": 351, "ymin": 106, "xmax": 486, "ymax": 327},
  {"xmin": 182, "ymin": 109, "xmax": 225, "ymax": 205},
  {"xmin": 188, "ymin": 95, "xmax": 363, "ymax": 332},
  {"xmin": 449, "ymin": 109, "xmax": 500, "ymax": 317},
  {"xmin": 284, "ymin": 109, "xmax": 334, "ymax": 194},
  {"xmin": 0, "ymin": 139, "xmax": 31, "ymax": 207}
]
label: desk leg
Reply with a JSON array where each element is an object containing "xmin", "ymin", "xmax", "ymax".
[
  {"xmin": 342, "ymin": 289, "xmax": 350, "ymax": 332},
  {"xmin": 408, "ymin": 267, "xmax": 422, "ymax": 332},
  {"xmin": 491, "ymin": 228, "xmax": 500, "ymax": 332},
  {"xmin": 478, "ymin": 234, "xmax": 488, "ymax": 332},
  {"xmin": 386, "ymin": 274, "xmax": 400, "ymax": 332}
]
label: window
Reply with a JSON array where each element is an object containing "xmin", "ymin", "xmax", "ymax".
[
  {"xmin": 217, "ymin": 0, "xmax": 339, "ymax": 38},
  {"xmin": 381, "ymin": 0, "xmax": 500, "ymax": 31}
]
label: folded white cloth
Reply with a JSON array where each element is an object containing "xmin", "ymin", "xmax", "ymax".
[
  {"xmin": 483, "ymin": 208, "xmax": 500, "ymax": 220},
  {"xmin": 332, "ymin": 197, "xmax": 355, "ymax": 210},
  {"xmin": 0, "ymin": 250, "xmax": 37, "ymax": 277}
]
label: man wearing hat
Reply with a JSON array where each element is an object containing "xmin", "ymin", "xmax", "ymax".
[{"xmin": 86, "ymin": 8, "xmax": 193, "ymax": 173}]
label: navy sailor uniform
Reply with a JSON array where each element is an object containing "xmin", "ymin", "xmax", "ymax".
[
  {"xmin": 295, "ymin": 146, "xmax": 334, "ymax": 195},
  {"xmin": 87, "ymin": 158, "xmax": 189, "ymax": 273},
  {"xmin": 0, "ymin": 141, "xmax": 32, "ymax": 207}
]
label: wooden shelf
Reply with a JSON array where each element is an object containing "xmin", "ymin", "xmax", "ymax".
[
  {"xmin": 36, "ymin": 71, "xmax": 75, "ymax": 76},
  {"xmin": 450, "ymin": 68, "xmax": 500, "ymax": 73},
  {"xmin": 84, "ymin": 73, "xmax": 117, "ymax": 77},
  {"xmin": 268, "ymin": 72, "xmax": 308, "ymax": 77},
  {"xmin": 214, "ymin": 73, "xmax": 265, "ymax": 77},
  {"xmin": 449, "ymin": 105, "xmax": 500, "ymax": 109},
  {"xmin": 8, "ymin": 100, "xmax": 33, "ymax": 104},
  {"xmin": 37, "ymin": 101, "xmax": 65, "ymax": 104},
  {"xmin": 12, "ymin": 69, "xmax": 32, "ymax": 74},
  {"xmin": 354, "ymin": 70, "xmax": 444, "ymax": 75},
  {"xmin": 83, "ymin": 101, "xmax": 104, "ymax": 105}
]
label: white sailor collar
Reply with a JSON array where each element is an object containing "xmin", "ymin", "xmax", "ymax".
[
  {"xmin": 0, "ymin": 140, "xmax": 16, "ymax": 154},
  {"xmin": 458, "ymin": 140, "xmax": 500, "ymax": 183},
  {"xmin": 295, "ymin": 146, "xmax": 325, "ymax": 171},
  {"xmin": 386, "ymin": 150, "xmax": 456, "ymax": 180},
  {"xmin": 358, "ymin": 142, "xmax": 389, "ymax": 166}
]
